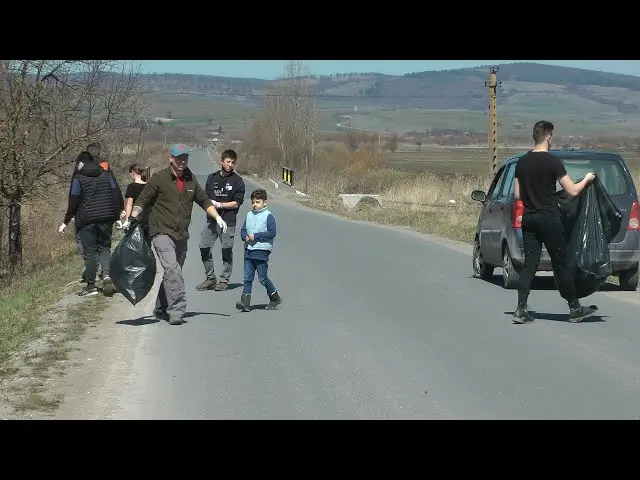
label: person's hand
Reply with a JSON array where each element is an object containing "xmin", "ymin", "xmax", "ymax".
[
  {"xmin": 246, "ymin": 234, "xmax": 254, "ymax": 242},
  {"xmin": 115, "ymin": 220, "xmax": 123, "ymax": 229},
  {"xmin": 119, "ymin": 210, "xmax": 127, "ymax": 220},
  {"xmin": 585, "ymin": 172, "xmax": 596, "ymax": 183},
  {"xmin": 216, "ymin": 215, "xmax": 227, "ymax": 233},
  {"xmin": 213, "ymin": 201, "xmax": 222, "ymax": 209},
  {"xmin": 58, "ymin": 223, "xmax": 66, "ymax": 233}
]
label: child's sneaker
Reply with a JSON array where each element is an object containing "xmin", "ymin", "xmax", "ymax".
[
  {"xmin": 235, "ymin": 293, "xmax": 251, "ymax": 312},
  {"xmin": 265, "ymin": 291, "xmax": 282, "ymax": 310}
]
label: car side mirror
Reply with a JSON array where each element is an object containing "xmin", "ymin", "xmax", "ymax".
[{"xmin": 471, "ymin": 190, "xmax": 486, "ymax": 203}]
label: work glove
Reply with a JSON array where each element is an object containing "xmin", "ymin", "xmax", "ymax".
[
  {"xmin": 122, "ymin": 217, "xmax": 139, "ymax": 232},
  {"xmin": 115, "ymin": 220, "xmax": 123, "ymax": 229},
  {"xmin": 211, "ymin": 199, "xmax": 222, "ymax": 209},
  {"xmin": 119, "ymin": 210, "xmax": 127, "ymax": 220},
  {"xmin": 216, "ymin": 215, "xmax": 227, "ymax": 233},
  {"xmin": 58, "ymin": 223, "xmax": 66, "ymax": 233}
]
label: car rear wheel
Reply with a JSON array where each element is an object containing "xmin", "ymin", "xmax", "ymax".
[
  {"xmin": 473, "ymin": 239, "xmax": 494, "ymax": 280},
  {"xmin": 619, "ymin": 265, "xmax": 639, "ymax": 291},
  {"xmin": 502, "ymin": 245, "xmax": 520, "ymax": 289}
]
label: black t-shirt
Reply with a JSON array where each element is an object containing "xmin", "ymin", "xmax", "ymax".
[
  {"xmin": 515, "ymin": 151, "xmax": 567, "ymax": 217},
  {"xmin": 125, "ymin": 182, "xmax": 149, "ymax": 229},
  {"xmin": 204, "ymin": 170, "xmax": 245, "ymax": 225}
]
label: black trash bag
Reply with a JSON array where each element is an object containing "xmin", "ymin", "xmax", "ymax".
[
  {"xmin": 557, "ymin": 177, "xmax": 623, "ymax": 298},
  {"xmin": 109, "ymin": 224, "xmax": 157, "ymax": 305}
]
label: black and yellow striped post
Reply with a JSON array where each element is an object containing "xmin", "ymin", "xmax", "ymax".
[{"xmin": 282, "ymin": 167, "xmax": 294, "ymax": 187}]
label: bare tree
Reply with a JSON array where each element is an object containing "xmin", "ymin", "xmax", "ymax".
[
  {"xmin": 0, "ymin": 60, "xmax": 148, "ymax": 275},
  {"xmin": 259, "ymin": 61, "xmax": 317, "ymax": 179}
]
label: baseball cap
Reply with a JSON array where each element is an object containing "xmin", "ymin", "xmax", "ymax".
[{"xmin": 169, "ymin": 144, "xmax": 190, "ymax": 157}]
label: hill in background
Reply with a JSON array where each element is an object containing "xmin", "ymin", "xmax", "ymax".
[{"xmin": 141, "ymin": 62, "xmax": 640, "ymax": 142}]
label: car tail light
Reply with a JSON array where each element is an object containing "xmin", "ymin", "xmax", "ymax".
[
  {"xmin": 628, "ymin": 201, "xmax": 640, "ymax": 230},
  {"xmin": 512, "ymin": 200, "xmax": 524, "ymax": 228}
]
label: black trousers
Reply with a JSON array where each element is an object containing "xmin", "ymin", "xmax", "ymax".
[
  {"xmin": 517, "ymin": 213, "xmax": 578, "ymax": 306},
  {"xmin": 76, "ymin": 222, "xmax": 114, "ymax": 287}
]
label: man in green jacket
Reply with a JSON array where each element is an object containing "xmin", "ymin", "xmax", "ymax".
[{"xmin": 124, "ymin": 143, "xmax": 227, "ymax": 325}]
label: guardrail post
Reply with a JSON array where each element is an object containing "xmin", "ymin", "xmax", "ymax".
[{"xmin": 282, "ymin": 167, "xmax": 294, "ymax": 187}]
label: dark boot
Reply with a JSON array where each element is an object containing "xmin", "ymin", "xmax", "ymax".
[
  {"xmin": 196, "ymin": 277, "xmax": 217, "ymax": 291},
  {"xmin": 513, "ymin": 302, "xmax": 534, "ymax": 324},
  {"xmin": 236, "ymin": 293, "xmax": 251, "ymax": 312},
  {"xmin": 266, "ymin": 291, "xmax": 282, "ymax": 310},
  {"xmin": 569, "ymin": 303, "xmax": 598, "ymax": 323},
  {"xmin": 102, "ymin": 275, "xmax": 115, "ymax": 297},
  {"xmin": 154, "ymin": 307, "xmax": 169, "ymax": 321}
]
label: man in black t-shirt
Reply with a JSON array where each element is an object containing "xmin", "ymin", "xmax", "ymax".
[
  {"xmin": 196, "ymin": 149, "xmax": 246, "ymax": 291},
  {"xmin": 513, "ymin": 120, "xmax": 597, "ymax": 324}
]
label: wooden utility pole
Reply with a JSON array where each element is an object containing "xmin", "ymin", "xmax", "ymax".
[{"xmin": 485, "ymin": 67, "xmax": 502, "ymax": 175}]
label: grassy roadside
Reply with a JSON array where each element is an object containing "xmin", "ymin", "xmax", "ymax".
[
  {"xmin": 241, "ymin": 168, "xmax": 481, "ymax": 246},
  {"xmin": 0, "ymin": 209, "xmax": 129, "ymax": 417},
  {"xmin": 0, "ymin": 250, "xmax": 109, "ymax": 415}
]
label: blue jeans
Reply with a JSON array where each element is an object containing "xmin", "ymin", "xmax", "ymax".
[{"xmin": 243, "ymin": 257, "xmax": 276, "ymax": 296}]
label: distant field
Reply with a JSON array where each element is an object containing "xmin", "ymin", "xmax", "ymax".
[
  {"xmin": 336, "ymin": 106, "xmax": 640, "ymax": 138},
  {"xmin": 388, "ymin": 148, "xmax": 640, "ymax": 177},
  {"xmin": 145, "ymin": 92, "xmax": 256, "ymax": 133},
  {"xmin": 146, "ymin": 90, "xmax": 640, "ymax": 142}
]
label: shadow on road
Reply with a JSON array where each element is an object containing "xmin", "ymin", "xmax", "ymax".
[
  {"xmin": 116, "ymin": 311, "xmax": 231, "ymax": 326},
  {"xmin": 483, "ymin": 275, "xmax": 557, "ymax": 290},
  {"xmin": 473, "ymin": 274, "xmax": 620, "ymax": 293},
  {"xmin": 503, "ymin": 310, "xmax": 608, "ymax": 323},
  {"xmin": 117, "ymin": 317, "xmax": 159, "ymax": 326}
]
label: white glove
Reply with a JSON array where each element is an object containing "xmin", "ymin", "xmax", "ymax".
[
  {"xmin": 121, "ymin": 219, "xmax": 131, "ymax": 230},
  {"xmin": 212, "ymin": 200, "xmax": 222, "ymax": 209},
  {"xmin": 119, "ymin": 210, "xmax": 127, "ymax": 220},
  {"xmin": 216, "ymin": 216, "xmax": 227, "ymax": 233},
  {"xmin": 115, "ymin": 220, "xmax": 123, "ymax": 229},
  {"xmin": 58, "ymin": 223, "xmax": 66, "ymax": 233}
]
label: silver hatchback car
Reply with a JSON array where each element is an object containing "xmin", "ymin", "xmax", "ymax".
[{"xmin": 471, "ymin": 150, "xmax": 640, "ymax": 291}]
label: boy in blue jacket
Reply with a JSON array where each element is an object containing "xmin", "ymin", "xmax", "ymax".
[{"xmin": 236, "ymin": 188, "xmax": 282, "ymax": 312}]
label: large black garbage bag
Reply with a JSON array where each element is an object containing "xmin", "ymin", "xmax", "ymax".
[
  {"xmin": 558, "ymin": 177, "xmax": 623, "ymax": 298},
  {"xmin": 110, "ymin": 224, "xmax": 157, "ymax": 305}
]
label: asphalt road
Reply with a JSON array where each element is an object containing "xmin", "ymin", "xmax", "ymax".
[{"xmin": 105, "ymin": 148, "xmax": 640, "ymax": 419}]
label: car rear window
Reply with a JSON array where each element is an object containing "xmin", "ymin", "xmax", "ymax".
[{"xmin": 554, "ymin": 156, "xmax": 628, "ymax": 195}]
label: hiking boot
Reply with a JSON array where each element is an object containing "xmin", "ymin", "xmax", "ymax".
[
  {"xmin": 196, "ymin": 278, "xmax": 217, "ymax": 291},
  {"xmin": 512, "ymin": 303, "xmax": 534, "ymax": 324},
  {"xmin": 154, "ymin": 307, "xmax": 169, "ymax": 321},
  {"xmin": 214, "ymin": 281, "xmax": 228, "ymax": 291},
  {"xmin": 235, "ymin": 293, "xmax": 251, "ymax": 312},
  {"xmin": 168, "ymin": 314, "xmax": 183, "ymax": 325},
  {"xmin": 569, "ymin": 304, "xmax": 598, "ymax": 323},
  {"xmin": 265, "ymin": 291, "xmax": 282, "ymax": 310},
  {"xmin": 102, "ymin": 275, "xmax": 115, "ymax": 297},
  {"xmin": 77, "ymin": 285, "xmax": 99, "ymax": 297}
]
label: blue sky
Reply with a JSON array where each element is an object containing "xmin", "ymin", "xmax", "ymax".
[{"xmin": 140, "ymin": 60, "xmax": 640, "ymax": 79}]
